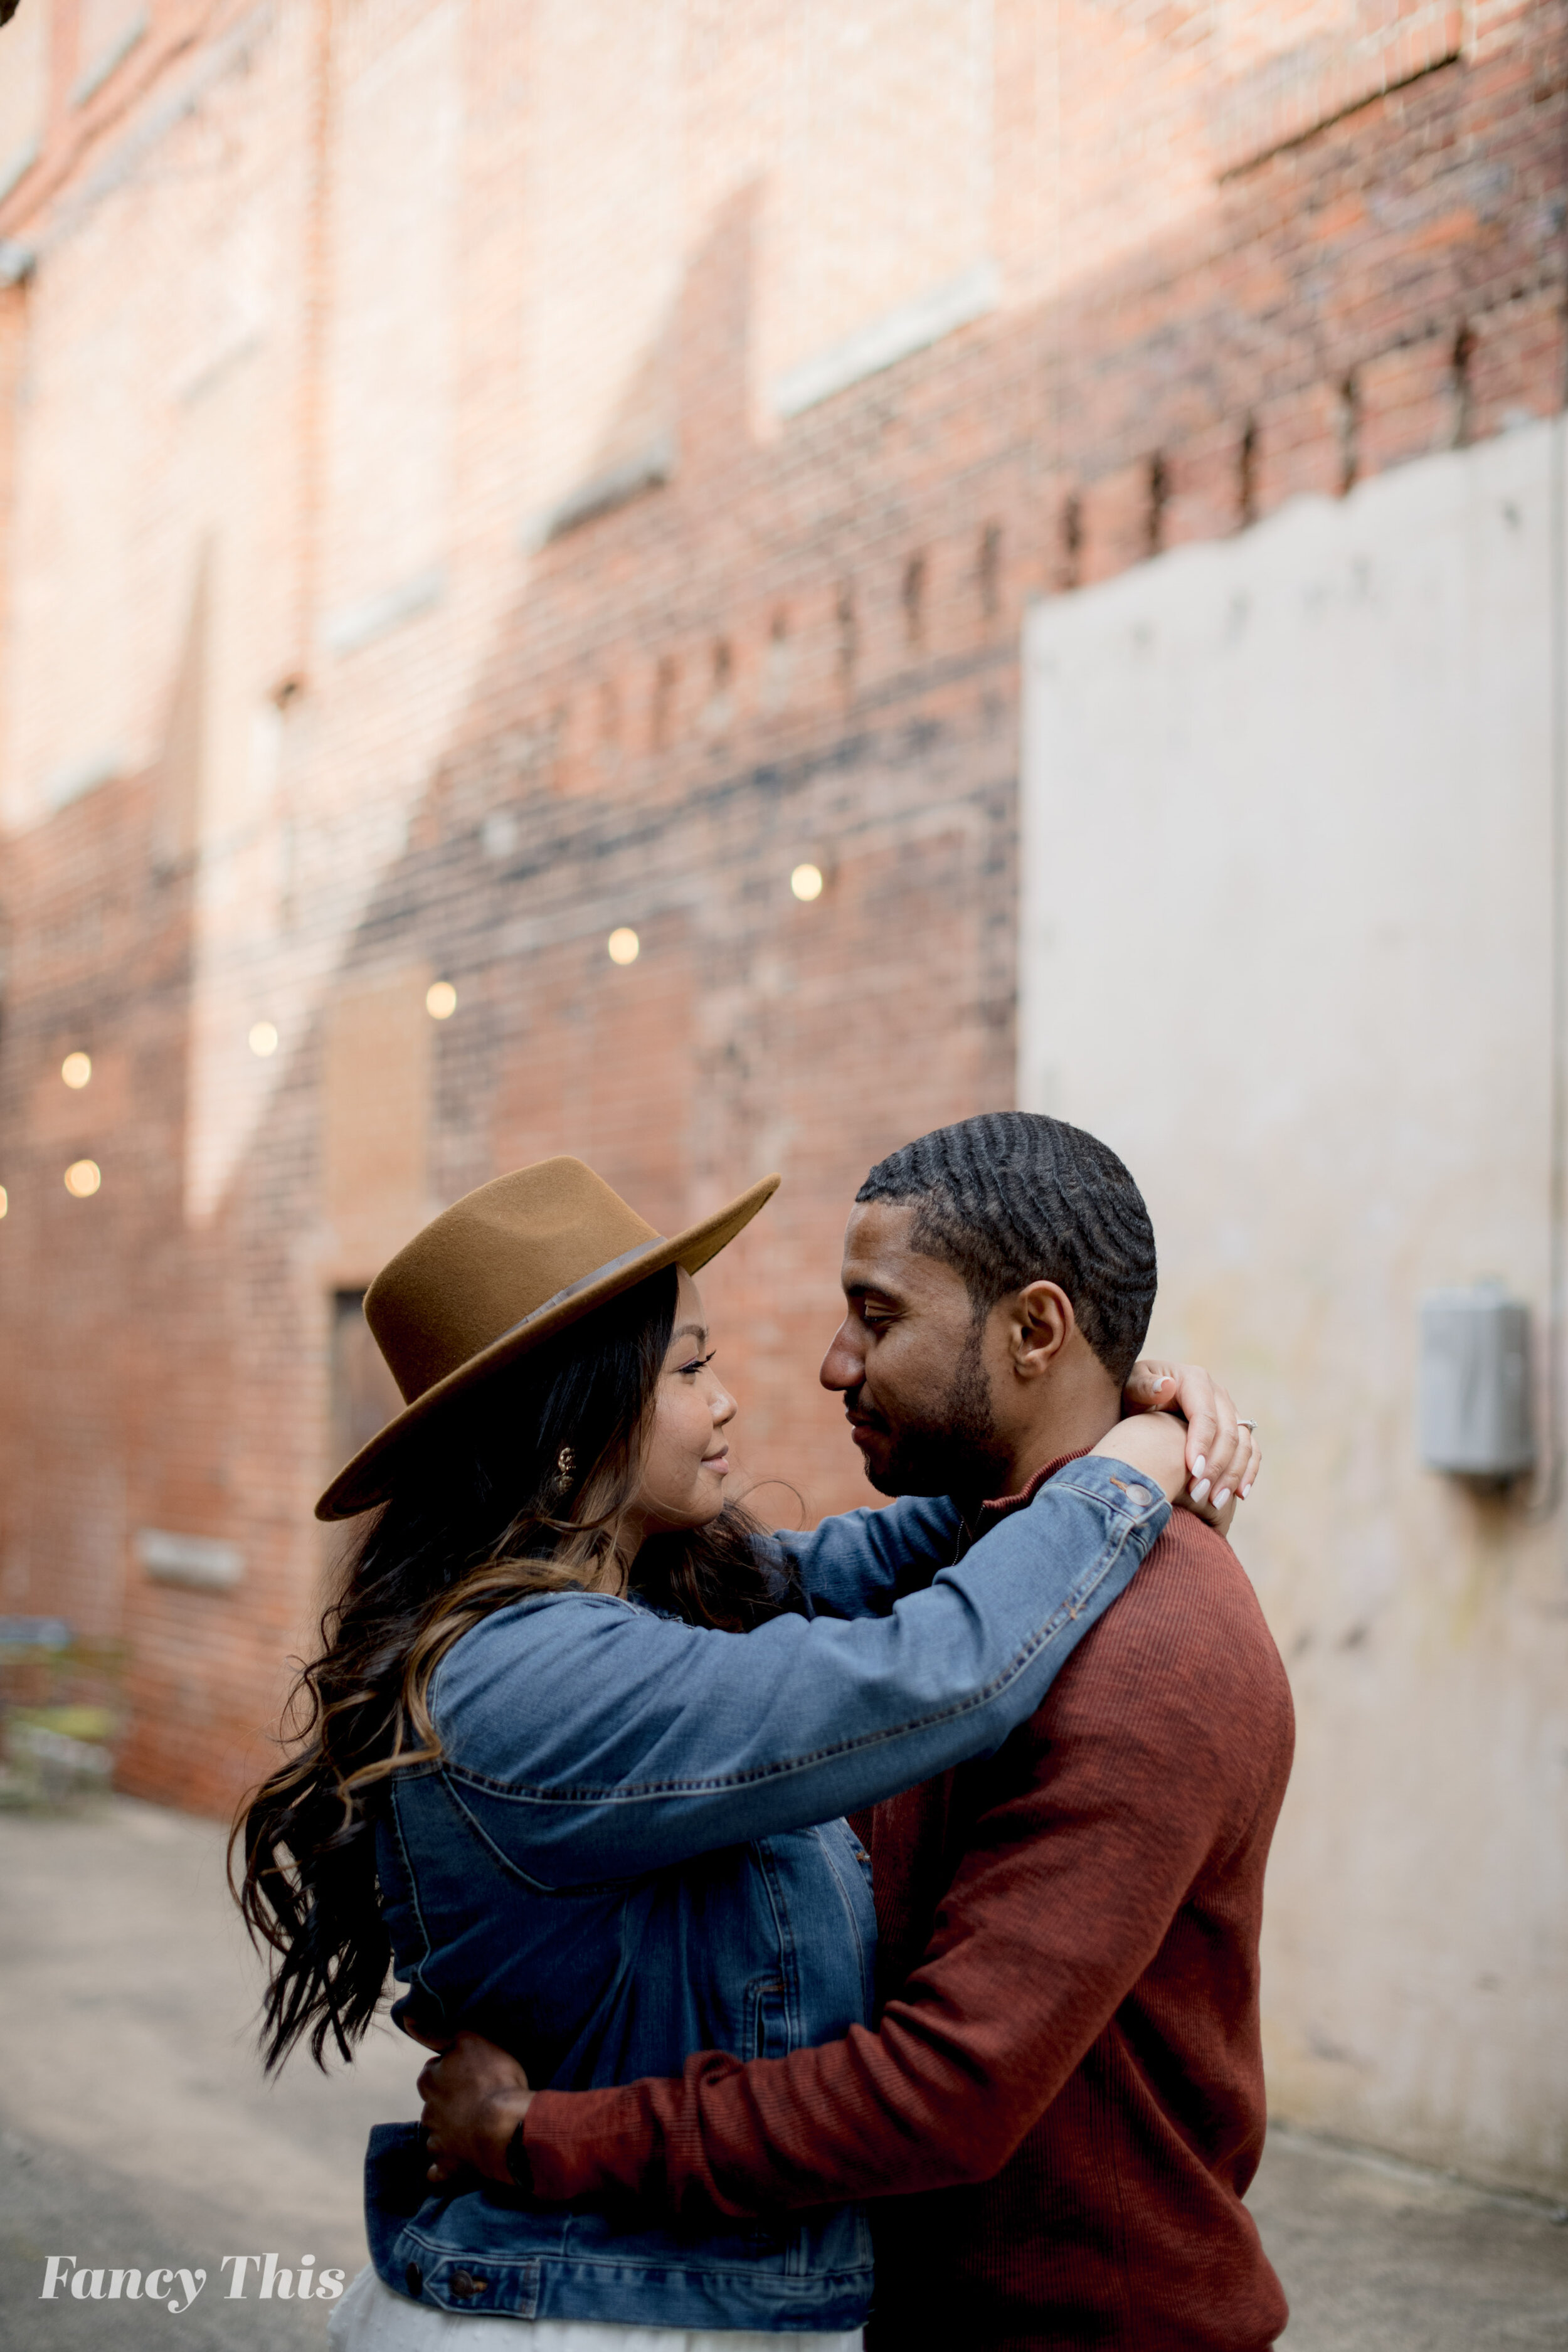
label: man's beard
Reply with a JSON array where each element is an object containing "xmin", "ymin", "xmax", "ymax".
[{"xmin": 861, "ymin": 1320, "xmax": 1010, "ymax": 1508}]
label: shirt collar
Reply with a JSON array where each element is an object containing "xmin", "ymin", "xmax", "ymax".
[{"xmin": 974, "ymin": 1443, "xmax": 1096, "ymax": 1532}]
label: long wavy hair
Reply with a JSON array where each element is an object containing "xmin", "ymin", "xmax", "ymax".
[{"xmin": 235, "ymin": 1265, "xmax": 784, "ymax": 2073}]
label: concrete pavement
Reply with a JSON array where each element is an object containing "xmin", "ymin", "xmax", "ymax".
[
  {"xmin": 1246, "ymin": 2129, "xmax": 1567, "ymax": 2350},
  {"xmin": 1, "ymin": 1798, "xmax": 1563, "ymax": 2348},
  {"xmin": 0, "ymin": 1796, "xmax": 411, "ymax": 2347}
]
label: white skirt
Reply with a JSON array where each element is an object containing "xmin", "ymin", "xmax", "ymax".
[{"xmin": 327, "ymin": 2262, "xmax": 865, "ymax": 2352}]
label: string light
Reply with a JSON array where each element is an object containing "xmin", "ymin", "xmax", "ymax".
[
  {"xmin": 248, "ymin": 1022, "xmax": 279, "ymax": 1057},
  {"xmin": 607, "ymin": 928, "xmax": 640, "ymax": 966},
  {"xmin": 790, "ymin": 863, "xmax": 824, "ymax": 902},
  {"xmin": 61, "ymin": 1051, "xmax": 92, "ymax": 1088},
  {"xmin": 64, "ymin": 1160, "xmax": 101, "ymax": 1198},
  {"xmin": 426, "ymin": 981, "xmax": 458, "ymax": 1020}
]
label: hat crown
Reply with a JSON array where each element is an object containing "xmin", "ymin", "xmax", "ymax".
[{"xmin": 365, "ymin": 1158, "xmax": 662, "ymax": 1406}]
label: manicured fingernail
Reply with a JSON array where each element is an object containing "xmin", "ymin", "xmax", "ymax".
[
  {"xmin": 1154, "ymin": 1376, "xmax": 1172, "ymax": 1392},
  {"xmin": 1214, "ymin": 1488, "xmax": 1231, "ymax": 1510},
  {"xmin": 1191, "ymin": 1478, "xmax": 1210, "ymax": 1503},
  {"xmin": 1240, "ymin": 1483, "xmax": 1251, "ymax": 1498},
  {"xmin": 1191, "ymin": 1456, "xmax": 1205, "ymax": 1477}
]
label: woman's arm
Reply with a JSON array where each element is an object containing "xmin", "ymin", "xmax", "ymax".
[
  {"xmin": 771, "ymin": 1493, "xmax": 966, "ymax": 1619},
  {"xmin": 776, "ymin": 1364, "xmax": 1259, "ymax": 1619},
  {"xmin": 431, "ymin": 1444, "xmax": 1181, "ymax": 1885}
]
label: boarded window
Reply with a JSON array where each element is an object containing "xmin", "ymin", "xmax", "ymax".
[
  {"xmin": 322, "ymin": 0, "xmax": 460, "ymax": 642},
  {"xmin": 320, "ymin": 966, "xmax": 433, "ymax": 1260},
  {"xmin": 1206, "ymin": 1, "xmax": 1463, "ymax": 177},
  {"xmin": 765, "ymin": 0, "xmax": 995, "ymax": 414},
  {"xmin": 521, "ymin": 0, "xmax": 680, "ymax": 527},
  {"xmin": 330, "ymin": 1291, "xmax": 403, "ymax": 1473}
]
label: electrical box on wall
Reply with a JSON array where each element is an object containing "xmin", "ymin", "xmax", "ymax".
[{"xmin": 1419, "ymin": 1285, "xmax": 1535, "ymax": 1479}]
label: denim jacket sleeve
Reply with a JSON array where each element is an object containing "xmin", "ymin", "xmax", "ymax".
[
  {"xmin": 773, "ymin": 1493, "xmax": 968, "ymax": 1619},
  {"xmin": 428, "ymin": 1456, "xmax": 1168, "ymax": 1887}
]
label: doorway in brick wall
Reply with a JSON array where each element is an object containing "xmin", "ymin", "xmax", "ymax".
[{"xmin": 329, "ymin": 1290, "xmax": 403, "ymax": 1475}]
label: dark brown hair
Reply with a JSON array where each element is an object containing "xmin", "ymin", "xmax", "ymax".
[
  {"xmin": 235, "ymin": 1266, "xmax": 785, "ymax": 2072},
  {"xmin": 858, "ymin": 1112, "xmax": 1157, "ymax": 1385}
]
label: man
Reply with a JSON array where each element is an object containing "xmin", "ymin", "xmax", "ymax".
[{"xmin": 419, "ymin": 1113, "xmax": 1293, "ymax": 2350}]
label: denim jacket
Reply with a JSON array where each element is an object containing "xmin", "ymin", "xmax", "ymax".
[{"xmin": 364, "ymin": 1455, "xmax": 1168, "ymax": 2332}]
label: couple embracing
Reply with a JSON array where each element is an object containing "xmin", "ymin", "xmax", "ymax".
[{"xmin": 240, "ymin": 1111, "xmax": 1293, "ymax": 2352}]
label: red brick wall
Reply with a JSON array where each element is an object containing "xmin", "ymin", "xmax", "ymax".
[{"xmin": 0, "ymin": 0, "xmax": 1563, "ymax": 1813}]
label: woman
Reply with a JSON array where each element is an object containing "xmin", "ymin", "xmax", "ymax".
[{"xmin": 239, "ymin": 1156, "xmax": 1249, "ymax": 2351}]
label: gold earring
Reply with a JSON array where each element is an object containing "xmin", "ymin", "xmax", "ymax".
[{"xmin": 555, "ymin": 1445, "xmax": 575, "ymax": 1491}]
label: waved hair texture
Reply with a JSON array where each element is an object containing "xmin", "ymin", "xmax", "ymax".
[
  {"xmin": 857, "ymin": 1111, "xmax": 1157, "ymax": 1384},
  {"xmin": 235, "ymin": 1266, "xmax": 786, "ymax": 2074}
]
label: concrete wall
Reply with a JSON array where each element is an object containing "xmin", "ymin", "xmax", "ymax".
[{"xmin": 1020, "ymin": 420, "xmax": 1568, "ymax": 2195}]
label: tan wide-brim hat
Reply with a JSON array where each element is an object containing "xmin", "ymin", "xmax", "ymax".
[{"xmin": 316, "ymin": 1156, "xmax": 780, "ymax": 1520}]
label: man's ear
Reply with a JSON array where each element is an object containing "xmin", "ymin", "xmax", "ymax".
[{"xmin": 1009, "ymin": 1281, "xmax": 1075, "ymax": 1380}]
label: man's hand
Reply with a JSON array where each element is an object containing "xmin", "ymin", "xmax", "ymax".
[
  {"xmin": 416, "ymin": 2030, "xmax": 535, "ymax": 2188},
  {"xmin": 1121, "ymin": 1360, "xmax": 1260, "ymax": 1538}
]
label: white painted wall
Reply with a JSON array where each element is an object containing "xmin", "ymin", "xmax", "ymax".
[{"xmin": 1020, "ymin": 421, "xmax": 1568, "ymax": 2195}]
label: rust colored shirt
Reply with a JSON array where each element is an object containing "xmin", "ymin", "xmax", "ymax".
[{"xmin": 522, "ymin": 1459, "xmax": 1296, "ymax": 2351}]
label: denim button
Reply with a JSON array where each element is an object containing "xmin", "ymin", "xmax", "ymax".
[
  {"xmin": 1125, "ymin": 1485, "xmax": 1152, "ymax": 1506},
  {"xmin": 450, "ymin": 2270, "xmax": 486, "ymax": 2299},
  {"xmin": 405, "ymin": 2263, "xmax": 423, "ymax": 2298}
]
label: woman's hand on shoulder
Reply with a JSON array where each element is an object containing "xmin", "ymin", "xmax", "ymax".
[
  {"xmin": 1105, "ymin": 1359, "xmax": 1261, "ymax": 1539},
  {"xmin": 1088, "ymin": 1410, "xmax": 1192, "ymax": 1510},
  {"xmin": 415, "ymin": 2030, "xmax": 534, "ymax": 2187}
]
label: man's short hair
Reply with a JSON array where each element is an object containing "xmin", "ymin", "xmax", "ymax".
[{"xmin": 857, "ymin": 1112, "xmax": 1157, "ymax": 1385}]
